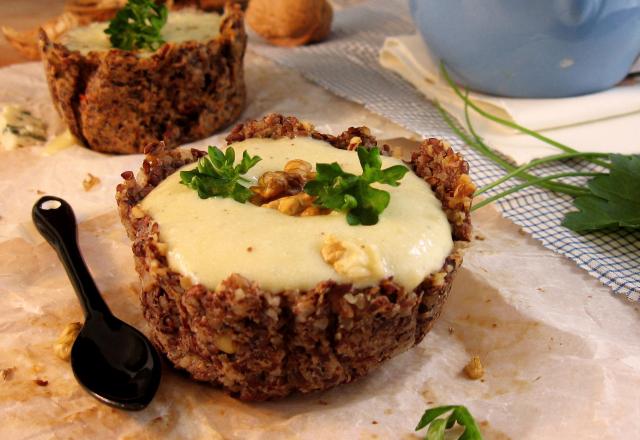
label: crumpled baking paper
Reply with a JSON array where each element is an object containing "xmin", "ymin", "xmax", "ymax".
[{"xmin": 1, "ymin": 55, "xmax": 639, "ymax": 440}]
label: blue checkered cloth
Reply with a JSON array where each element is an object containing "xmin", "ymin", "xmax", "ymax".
[{"xmin": 250, "ymin": 0, "xmax": 640, "ymax": 299}]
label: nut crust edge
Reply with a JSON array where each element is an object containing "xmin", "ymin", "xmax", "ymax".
[
  {"xmin": 40, "ymin": 4, "xmax": 247, "ymax": 155},
  {"xmin": 115, "ymin": 113, "xmax": 474, "ymax": 400}
]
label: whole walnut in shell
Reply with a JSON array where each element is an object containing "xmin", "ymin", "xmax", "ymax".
[{"xmin": 246, "ymin": 0, "xmax": 332, "ymax": 47}]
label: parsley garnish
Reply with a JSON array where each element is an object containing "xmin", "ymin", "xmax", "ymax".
[
  {"xmin": 562, "ymin": 154, "xmax": 640, "ymax": 231},
  {"xmin": 105, "ymin": 0, "xmax": 168, "ymax": 51},
  {"xmin": 303, "ymin": 146, "xmax": 409, "ymax": 226},
  {"xmin": 437, "ymin": 63, "xmax": 640, "ymax": 233},
  {"xmin": 415, "ymin": 405, "xmax": 483, "ymax": 440},
  {"xmin": 180, "ymin": 146, "xmax": 261, "ymax": 203}
]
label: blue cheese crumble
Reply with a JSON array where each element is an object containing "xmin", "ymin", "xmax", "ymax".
[{"xmin": 0, "ymin": 105, "xmax": 47, "ymax": 150}]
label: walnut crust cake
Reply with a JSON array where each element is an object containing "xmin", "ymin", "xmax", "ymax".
[
  {"xmin": 39, "ymin": 4, "xmax": 246, "ymax": 155},
  {"xmin": 116, "ymin": 114, "xmax": 475, "ymax": 400}
]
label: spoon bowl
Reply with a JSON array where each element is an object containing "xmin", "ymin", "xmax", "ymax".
[
  {"xmin": 71, "ymin": 314, "xmax": 161, "ymax": 410},
  {"xmin": 32, "ymin": 195, "xmax": 161, "ymax": 411}
]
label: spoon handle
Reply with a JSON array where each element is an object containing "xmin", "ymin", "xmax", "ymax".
[{"xmin": 32, "ymin": 196, "xmax": 111, "ymax": 319}]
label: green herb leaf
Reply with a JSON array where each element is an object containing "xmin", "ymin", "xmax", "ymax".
[
  {"xmin": 303, "ymin": 146, "xmax": 409, "ymax": 225},
  {"xmin": 425, "ymin": 418, "xmax": 447, "ymax": 440},
  {"xmin": 562, "ymin": 154, "xmax": 640, "ymax": 231},
  {"xmin": 415, "ymin": 405, "xmax": 483, "ymax": 440},
  {"xmin": 105, "ymin": 0, "xmax": 168, "ymax": 51},
  {"xmin": 415, "ymin": 405, "xmax": 458, "ymax": 431},
  {"xmin": 180, "ymin": 146, "xmax": 261, "ymax": 203}
]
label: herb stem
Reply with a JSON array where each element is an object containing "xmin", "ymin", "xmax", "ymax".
[
  {"xmin": 475, "ymin": 152, "xmax": 609, "ymax": 196},
  {"xmin": 440, "ymin": 63, "xmax": 612, "ymax": 170},
  {"xmin": 434, "ymin": 102, "xmax": 588, "ymax": 197},
  {"xmin": 471, "ymin": 172, "xmax": 605, "ymax": 211},
  {"xmin": 460, "ymin": 92, "xmax": 590, "ymax": 195}
]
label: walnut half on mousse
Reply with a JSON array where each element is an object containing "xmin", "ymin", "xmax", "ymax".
[
  {"xmin": 251, "ymin": 159, "xmax": 331, "ymax": 217},
  {"xmin": 116, "ymin": 113, "xmax": 475, "ymax": 401}
]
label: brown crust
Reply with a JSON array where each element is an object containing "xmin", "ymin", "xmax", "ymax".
[
  {"xmin": 116, "ymin": 114, "xmax": 474, "ymax": 400},
  {"xmin": 39, "ymin": 5, "xmax": 247, "ymax": 155}
]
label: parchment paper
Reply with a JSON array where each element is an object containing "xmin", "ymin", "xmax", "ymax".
[{"xmin": 1, "ymin": 54, "xmax": 639, "ymax": 440}]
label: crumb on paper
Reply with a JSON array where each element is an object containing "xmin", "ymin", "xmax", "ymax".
[
  {"xmin": 537, "ymin": 287, "xmax": 545, "ymax": 293},
  {"xmin": 34, "ymin": 378, "xmax": 49, "ymax": 386},
  {"xmin": 371, "ymin": 420, "xmax": 378, "ymax": 425},
  {"xmin": 82, "ymin": 173, "xmax": 101, "ymax": 191},
  {"xmin": 247, "ymin": 246, "xmax": 253, "ymax": 252},
  {"xmin": 148, "ymin": 415, "xmax": 171, "ymax": 430},
  {"xmin": 518, "ymin": 228, "xmax": 526, "ymax": 236},
  {"xmin": 474, "ymin": 233, "xmax": 485, "ymax": 241},
  {"xmin": 54, "ymin": 322, "xmax": 82, "ymax": 361},
  {"xmin": 464, "ymin": 355, "xmax": 484, "ymax": 380},
  {"xmin": 1, "ymin": 367, "xmax": 16, "ymax": 381},
  {"xmin": 36, "ymin": 189, "xmax": 45, "ymax": 195},
  {"xmin": 420, "ymin": 385, "xmax": 436, "ymax": 403},
  {"xmin": 448, "ymin": 326, "xmax": 454, "ymax": 335}
]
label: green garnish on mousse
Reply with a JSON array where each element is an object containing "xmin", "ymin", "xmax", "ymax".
[
  {"xmin": 105, "ymin": 0, "xmax": 168, "ymax": 51},
  {"xmin": 180, "ymin": 145, "xmax": 408, "ymax": 226},
  {"xmin": 437, "ymin": 63, "xmax": 640, "ymax": 233},
  {"xmin": 415, "ymin": 405, "xmax": 483, "ymax": 440},
  {"xmin": 303, "ymin": 146, "xmax": 409, "ymax": 225},
  {"xmin": 180, "ymin": 146, "xmax": 262, "ymax": 203}
]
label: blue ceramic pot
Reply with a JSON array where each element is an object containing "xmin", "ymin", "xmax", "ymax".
[{"xmin": 409, "ymin": 0, "xmax": 640, "ymax": 97}]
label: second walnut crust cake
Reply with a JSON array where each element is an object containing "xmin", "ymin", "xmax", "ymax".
[
  {"xmin": 39, "ymin": 5, "xmax": 246, "ymax": 155},
  {"xmin": 116, "ymin": 114, "xmax": 475, "ymax": 400}
]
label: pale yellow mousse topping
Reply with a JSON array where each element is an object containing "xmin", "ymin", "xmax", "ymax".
[
  {"xmin": 59, "ymin": 10, "xmax": 222, "ymax": 54},
  {"xmin": 139, "ymin": 137, "xmax": 454, "ymax": 292}
]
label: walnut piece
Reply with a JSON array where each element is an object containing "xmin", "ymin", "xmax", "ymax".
[
  {"xmin": 82, "ymin": 173, "xmax": 101, "ymax": 191},
  {"xmin": 263, "ymin": 192, "xmax": 309, "ymax": 215},
  {"xmin": 214, "ymin": 334, "xmax": 236, "ymax": 354},
  {"xmin": 253, "ymin": 159, "xmax": 330, "ymax": 217},
  {"xmin": 321, "ymin": 234, "xmax": 384, "ymax": 281},
  {"xmin": 246, "ymin": 0, "xmax": 333, "ymax": 47},
  {"xmin": 463, "ymin": 355, "xmax": 484, "ymax": 380},
  {"xmin": 53, "ymin": 322, "xmax": 82, "ymax": 361},
  {"xmin": 347, "ymin": 136, "xmax": 362, "ymax": 151}
]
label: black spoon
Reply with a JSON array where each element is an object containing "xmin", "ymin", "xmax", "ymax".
[{"xmin": 32, "ymin": 196, "xmax": 161, "ymax": 411}]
